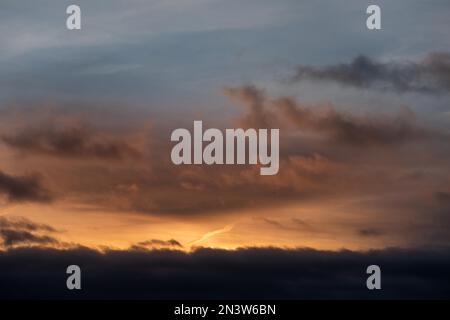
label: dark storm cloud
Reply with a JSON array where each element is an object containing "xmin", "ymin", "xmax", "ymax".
[
  {"xmin": 2, "ymin": 124, "xmax": 141, "ymax": 160},
  {"xmin": 0, "ymin": 246, "xmax": 449, "ymax": 299},
  {"xmin": 0, "ymin": 171, "xmax": 53, "ymax": 203},
  {"xmin": 0, "ymin": 216, "xmax": 60, "ymax": 248},
  {"xmin": 292, "ymin": 53, "xmax": 450, "ymax": 93}
]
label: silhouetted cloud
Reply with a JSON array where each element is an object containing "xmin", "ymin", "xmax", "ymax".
[
  {"xmin": 0, "ymin": 246, "xmax": 449, "ymax": 299},
  {"xmin": 130, "ymin": 239, "xmax": 183, "ymax": 250},
  {"xmin": 0, "ymin": 216, "xmax": 57, "ymax": 233},
  {"xmin": 0, "ymin": 216, "xmax": 60, "ymax": 248},
  {"xmin": 292, "ymin": 53, "xmax": 450, "ymax": 93},
  {"xmin": 0, "ymin": 229, "xmax": 58, "ymax": 248},
  {"xmin": 0, "ymin": 171, "xmax": 53, "ymax": 203}
]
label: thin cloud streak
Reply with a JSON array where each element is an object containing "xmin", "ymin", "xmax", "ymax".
[
  {"xmin": 292, "ymin": 53, "xmax": 450, "ymax": 93},
  {"xmin": 189, "ymin": 224, "xmax": 235, "ymax": 246}
]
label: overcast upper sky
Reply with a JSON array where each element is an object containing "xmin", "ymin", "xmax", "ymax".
[{"xmin": 1, "ymin": 0, "xmax": 449, "ymax": 110}]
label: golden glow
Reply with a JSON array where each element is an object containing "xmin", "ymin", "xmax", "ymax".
[{"xmin": 1, "ymin": 199, "xmax": 406, "ymax": 252}]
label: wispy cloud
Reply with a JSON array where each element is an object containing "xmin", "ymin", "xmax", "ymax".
[
  {"xmin": 291, "ymin": 53, "xmax": 450, "ymax": 93},
  {"xmin": 189, "ymin": 224, "xmax": 234, "ymax": 246},
  {"xmin": 0, "ymin": 216, "xmax": 60, "ymax": 248}
]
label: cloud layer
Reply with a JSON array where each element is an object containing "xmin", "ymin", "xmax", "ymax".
[
  {"xmin": 1, "ymin": 246, "xmax": 449, "ymax": 299},
  {"xmin": 1, "ymin": 82, "xmax": 449, "ymax": 249}
]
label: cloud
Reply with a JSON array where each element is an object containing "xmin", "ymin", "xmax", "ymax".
[
  {"xmin": 131, "ymin": 239, "xmax": 183, "ymax": 250},
  {"xmin": 223, "ymin": 85, "xmax": 274, "ymax": 128},
  {"xmin": 0, "ymin": 229, "xmax": 58, "ymax": 248},
  {"xmin": 292, "ymin": 53, "xmax": 450, "ymax": 93},
  {"xmin": 273, "ymin": 96, "xmax": 428, "ymax": 146},
  {"xmin": 189, "ymin": 224, "xmax": 234, "ymax": 246},
  {"xmin": 0, "ymin": 216, "xmax": 57, "ymax": 233},
  {"xmin": 260, "ymin": 217, "xmax": 315, "ymax": 233},
  {"xmin": 0, "ymin": 171, "xmax": 53, "ymax": 203},
  {"xmin": 0, "ymin": 88, "xmax": 440, "ymax": 225},
  {"xmin": 0, "ymin": 216, "xmax": 60, "ymax": 248},
  {"xmin": 358, "ymin": 228, "xmax": 384, "ymax": 237},
  {"xmin": 1, "ymin": 246, "xmax": 449, "ymax": 299},
  {"xmin": 2, "ymin": 121, "xmax": 141, "ymax": 160},
  {"xmin": 0, "ymin": 86, "xmax": 448, "ymax": 253},
  {"xmin": 224, "ymin": 84, "xmax": 432, "ymax": 147}
]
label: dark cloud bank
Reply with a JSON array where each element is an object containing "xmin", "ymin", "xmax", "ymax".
[{"xmin": 0, "ymin": 246, "xmax": 449, "ymax": 299}]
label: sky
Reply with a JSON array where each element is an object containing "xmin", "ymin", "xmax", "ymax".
[{"xmin": 1, "ymin": 0, "xmax": 450, "ymax": 299}]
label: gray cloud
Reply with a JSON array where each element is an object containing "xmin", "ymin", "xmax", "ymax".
[
  {"xmin": 274, "ymin": 96, "xmax": 429, "ymax": 146},
  {"xmin": 292, "ymin": 53, "xmax": 450, "ymax": 93},
  {"xmin": 131, "ymin": 239, "xmax": 183, "ymax": 250},
  {"xmin": 0, "ymin": 216, "xmax": 60, "ymax": 248},
  {"xmin": 0, "ymin": 229, "xmax": 58, "ymax": 248},
  {"xmin": 2, "ymin": 122, "xmax": 141, "ymax": 160},
  {"xmin": 223, "ymin": 85, "xmax": 273, "ymax": 128},
  {"xmin": 225, "ymin": 84, "xmax": 433, "ymax": 147},
  {"xmin": 0, "ymin": 171, "xmax": 53, "ymax": 203},
  {"xmin": 261, "ymin": 217, "xmax": 315, "ymax": 233},
  {"xmin": 358, "ymin": 228, "xmax": 384, "ymax": 237},
  {"xmin": 0, "ymin": 216, "xmax": 57, "ymax": 233}
]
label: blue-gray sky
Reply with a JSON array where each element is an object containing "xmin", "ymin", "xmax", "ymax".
[{"xmin": 1, "ymin": 0, "xmax": 449, "ymax": 117}]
